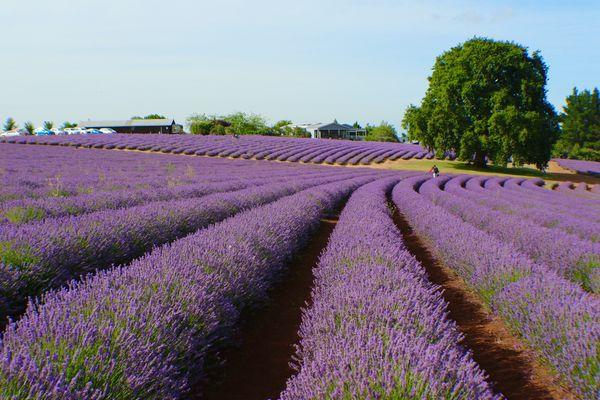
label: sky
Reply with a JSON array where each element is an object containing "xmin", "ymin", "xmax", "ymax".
[{"xmin": 1, "ymin": 0, "xmax": 599, "ymax": 130}]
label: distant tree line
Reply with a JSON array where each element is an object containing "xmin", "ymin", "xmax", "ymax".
[
  {"xmin": 187, "ymin": 112, "xmax": 403, "ymax": 141},
  {"xmin": 131, "ymin": 114, "xmax": 166, "ymax": 120},
  {"xmin": 554, "ymin": 88, "xmax": 599, "ymax": 161},
  {"xmin": 187, "ymin": 112, "xmax": 313, "ymax": 137}
]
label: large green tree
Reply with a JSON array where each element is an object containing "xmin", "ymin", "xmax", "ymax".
[
  {"xmin": 402, "ymin": 37, "xmax": 559, "ymax": 168},
  {"xmin": 554, "ymin": 87, "xmax": 600, "ymax": 161},
  {"xmin": 365, "ymin": 121, "xmax": 399, "ymax": 142}
]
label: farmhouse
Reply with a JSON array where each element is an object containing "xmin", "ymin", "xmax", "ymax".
[
  {"xmin": 79, "ymin": 119, "xmax": 183, "ymax": 134},
  {"xmin": 290, "ymin": 121, "xmax": 367, "ymax": 141}
]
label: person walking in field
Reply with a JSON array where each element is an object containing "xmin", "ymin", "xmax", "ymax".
[{"xmin": 429, "ymin": 164, "xmax": 440, "ymax": 178}]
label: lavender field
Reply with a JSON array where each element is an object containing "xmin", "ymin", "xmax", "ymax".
[
  {"xmin": 0, "ymin": 142, "xmax": 598, "ymax": 400},
  {"xmin": 554, "ymin": 158, "xmax": 600, "ymax": 177},
  {"xmin": 0, "ymin": 133, "xmax": 438, "ymax": 165}
]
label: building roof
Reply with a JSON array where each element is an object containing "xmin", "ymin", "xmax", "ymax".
[
  {"xmin": 79, "ymin": 119, "xmax": 176, "ymax": 128},
  {"xmin": 291, "ymin": 122, "xmax": 365, "ymax": 132}
]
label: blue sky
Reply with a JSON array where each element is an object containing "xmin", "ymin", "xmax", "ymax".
[{"xmin": 1, "ymin": 0, "xmax": 598, "ymax": 130}]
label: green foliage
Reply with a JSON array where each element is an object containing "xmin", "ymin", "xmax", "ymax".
[
  {"xmin": 286, "ymin": 127, "xmax": 311, "ymax": 138},
  {"xmin": 61, "ymin": 121, "xmax": 78, "ymax": 129},
  {"xmin": 131, "ymin": 114, "xmax": 166, "ymax": 120},
  {"xmin": 187, "ymin": 112, "xmax": 272, "ymax": 136},
  {"xmin": 0, "ymin": 242, "xmax": 39, "ymax": 270},
  {"xmin": 273, "ymin": 120, "xmax": 292, "ymax": 130},
  {"xmin": 210, "ymin": 124, "xmax": 226, "ymax": 135},
  {"xmin": 4, "ymin": 206, "xmax": 46, "ymax": 224},
  {"xmin": 402, "ymin": 37, "xmax": 559, "ymax": 168},
  {"xmin": 224, "ymin": 112, "xmax": 272, "ymax": 135},
  {"xmin": 188, "ymin": 117, "xmax": 214, "ymax": 135},
  {"xmin": 365, "ymin": 121, "xmax": 399, "ymax": 142},
  {"xmin": 554, "ymin": 87, "xmax": 600, "ymax": 161},
  {"xmin": 3, "ymin": 117, "xmax": 17, "ymax": 131},
  {"xmin": 23, "ymin": 122, "xmax": 35, "ymax": 135},
  {"xmin": 43, "ymin": 121, "xmax": 54, "ymax": 130},
  {"xmin": 273, "ymin": 121, "xmax": 310, "ymax": 138}
]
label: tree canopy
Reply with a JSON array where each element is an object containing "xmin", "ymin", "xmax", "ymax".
[
  {"xmin": 402, "ymin": 37, "xmax": 559, "ymax": 168},
  {"xmin": 61, "ymin": 121, "xmax": 78, "ymax": 129},
  {"xmin": 131, "ymin": 114, "xmax": 166, "ymax": 120},
  {"xmin": 365, "ymin": 121, "xmax": 399, "ymax": 142},
  {"xmin": 24, "ymin": 122, "xmax": 35, "ymax": 135},
  {"xmin": 187, "ymin": 112, "xmax": 272, "ymax": 136},
  {"xmin": 3, "ymin": 118, "xmax": 17, "ymax": 131},
  {"xmin": 43, "ymin": 121, "xmax": 54, "ymax": 130},
  {"xmin": 554, "ymin": 87, "xmax": 600, "ymax": 161}
]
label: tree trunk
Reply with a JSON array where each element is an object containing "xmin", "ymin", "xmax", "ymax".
[{"xmin": 473, "ymin": 151, "xmax": 487, "ymax": 168}]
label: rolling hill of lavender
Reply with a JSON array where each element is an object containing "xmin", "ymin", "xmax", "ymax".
[
  {"xmin": 0, "ymin": 142, "xmax": 598, "ymax": 399},
  {"xmin": 0, "ymin": 133, "xmax": 440, "ymax": 165}
]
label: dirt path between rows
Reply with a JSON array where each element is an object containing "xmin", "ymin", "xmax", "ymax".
[
  {"xmin": 195, "ymin": 217, "xmax": 338, "ymax": 400},
  {"xmin": 390, "ymin": 205, "xmax": 573, "ymax": 400}
]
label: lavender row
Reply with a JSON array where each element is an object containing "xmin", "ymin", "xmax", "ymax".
[
  {"xmin": 0, "ymin": 176, "xmax": 375, "ymax": 399},
  {"xmin": 554, "ymin": 158, "xmax": 600, "ymax": 176},
  {"xmin": 1, "ymin": 133, "xmax": 434, "ymax": 165},
  {"xmin": 0, "ymin": 172, "xmax": 362, "ymax": 322},
  {"xmin": 419, "ymin": 176, "xmax": 600, "ymax": 292},
  {"xmin": 477, "ymin": 176, "xmax": 596, "ymax": 225},
  {"xmin": 514, "ymin": 178, "xmax": 600, "ymax": 214},
  {"xmin": 0, "ymin": 170, "xmax": 344, "ymax": 225},
  {"xmin": 491, "ymin": 178, "xmax": 600, "ymax": 226},
  {"xmin": 393, "ymin": 176, "xmax": 599, "ymax": 399},
  {"xmin": 280, "ymin": 178, "xmax": 497, "ymax": 399},
  {"xmin": 462, "ymin": 176, "xmax": 599, "ymax": 241},
  {"xmin": 555, "ymin": 182, "xmax": 600, "ymax": 200},
  {"xmin": 0, "ymin": 144, "xmax": 331, "ymax": 202}
]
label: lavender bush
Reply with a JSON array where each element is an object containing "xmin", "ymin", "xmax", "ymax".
[
  {"xmin": 281, "ymin": 178, "xmax": 498, "ymax": 399},
  {"xmin": 462, "ymin": 176, "xmax": 599, "ymax": 241},
  {"xmin": 393, "ymin": 176, "xmax": 600, "ymax": 399},
  {"xmin": 0, "ymin": 172, "xmax": 368, "ymax": 321},
  {"xmin": 418, "ymin": 176, "xmax": 600, "ymax": 292},
  {"xmin": 0, "ymin": 177, "xmax": 375, "ymax": 399}
]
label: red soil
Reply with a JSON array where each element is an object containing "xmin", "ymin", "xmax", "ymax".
[{"xmin": 195, "ymin": 217, "xmax": 338, "ymax": 400}]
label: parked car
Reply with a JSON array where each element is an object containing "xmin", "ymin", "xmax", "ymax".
[
  {"xmin": 34, "ymin": 128, "xmax": 54, "ymax": 136},
  {"xmin": 99, "ymin": 128, "xmax": 117, "ymax": 134},
  {"xmin": 52, "ymin": 129, "xmax": 67, "ymax": 136},
  {"xmin": 66, "ymin": 128, "xmax": 86, "ymax": 135},
  {"xmin": 84, "ymin": 129, "xmax": 103, "ymax": 135},
  {"xmin": 0, "ymin": 130, "xmax": 22, "ymax": 137}
]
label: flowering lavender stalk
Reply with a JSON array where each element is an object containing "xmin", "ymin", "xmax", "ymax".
[
  {"xmin": 281, "ymin": 178, "xmax": 498, "ymax": 400},
  {"xmin": 393, "ymin": 176, "xmax": 600, "ymax": 399},
  {"xmin": 0, "ymin": 176, "xmax": 375, "ymax": 399}
]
